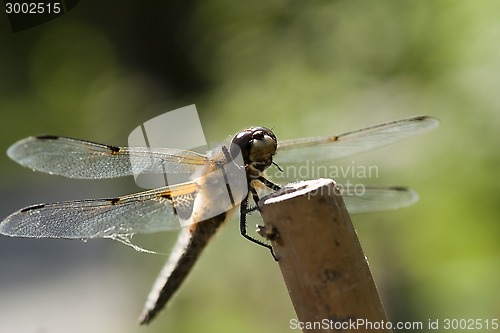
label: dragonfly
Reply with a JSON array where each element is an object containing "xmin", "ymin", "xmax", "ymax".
[{"xmin": 0, "ymin": 115, "xmax": 439, "ymax": 324}]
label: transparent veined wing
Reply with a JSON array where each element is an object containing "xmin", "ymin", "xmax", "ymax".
[
  {"xmin": 341, "ymin": 185, "xmax": 419, "ymax": 214},
  {"xmin": 7, "ymin": 136, "xmax": 207, "ymax": 179},
  {"xmin": 276, "ymin": 116, "xmax": 439, "ymax": 163},
  {"xmin": 0, "ymin": 182, "xmax": 199, "ymax": 240}
]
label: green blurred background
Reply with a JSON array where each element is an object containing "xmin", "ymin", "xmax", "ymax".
[{"xmin": 0, "ymin": 1, "xmax": 499, "ymax": 332}]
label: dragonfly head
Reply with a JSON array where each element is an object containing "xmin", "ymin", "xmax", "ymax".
[{"xmin": 230, "ymin": 127, "xmax": 277, "ymax": 172}]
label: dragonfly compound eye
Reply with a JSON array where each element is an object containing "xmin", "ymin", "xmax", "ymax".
[
  {"xmin": 230, "ymin": 129, "xmax": 253, "ymax": 164},
  {"xmin": 247, "ymin": 127, "xmax": 277, "ymax": 171}
]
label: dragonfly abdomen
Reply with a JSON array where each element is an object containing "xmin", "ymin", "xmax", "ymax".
[{"xmin": 139, "ymin": 211, "xmax": 229, "ymax": 325}]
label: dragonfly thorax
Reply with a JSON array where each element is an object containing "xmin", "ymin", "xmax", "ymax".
[{"xmin": 230, "ymin": 127, "xmax": 277, "ymax": 172}]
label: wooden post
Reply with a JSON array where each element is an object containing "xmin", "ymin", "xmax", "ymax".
[{"xmin": 259, "ymin": 179, "xmax": 391, "ymax": 333}]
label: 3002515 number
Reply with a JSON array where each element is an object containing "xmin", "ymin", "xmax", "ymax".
[
  {"xmin": 5, "ymin": 2, "xmax": 61, "ymax": 14},
  {"xmin": 443, "ymin": 318, "xmax": 499, "ymax": 330}
]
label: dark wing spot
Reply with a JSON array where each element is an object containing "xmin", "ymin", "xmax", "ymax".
[
  {"xmin": 388, "ymin": 186, "xmax": 408, "ymax": 191},
  {"xmin": 160, "ymin": 192, "xmax": 177, "ymax": 215},
  {"xmin": 160, "ymin": 193, "xmax": 172, "ymax": 200},
  {"xmin": 328, "ymin": 135, "xmax": 339, "ymax": 142},
  {"xmin": 108, "ymin": 145, "xmax": 121, "ymax": 154},
  {"xmin": 36, "ymin": 135, "xmax": 121, "ymax": 154},
  {"xmin": 108, "ymin": 198, "xmax": 121, "ymax": 205},
  {"xmin": 36, "ymin": 135, "xmax": 60, "ymax": 140},
  {"xmin": 20, "ymin": 204, "xmax": 46, "ymax": 213}
]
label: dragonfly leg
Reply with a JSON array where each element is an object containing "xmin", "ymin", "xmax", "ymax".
[
  {"xmin": 257, "ymin": 176, "xmax": 281, "ymax": 191},
  {"xmin": 241, "ymin": 186, "xmax": 262, "ymax": 214},
  {"xmin": 243, "ymin": 205, "xmax": 259, "ymax": 214},
  {"xmin": 240, "ymin": 195, "xmax": 278, "ymax": 261}
]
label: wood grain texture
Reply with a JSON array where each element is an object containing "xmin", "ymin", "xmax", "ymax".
[{"xmin": 259, "ymin": 179, "xmax": 391, "ymax": 333}]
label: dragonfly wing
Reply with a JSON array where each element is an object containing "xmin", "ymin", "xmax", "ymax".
[
  {"xmin": 341, "ymin": 185, "xmax": 419, "ymax": 214},
  {"xmin": 276, "ymin": 116, "xmax": 439, "ymax": 163},
  {"xmin": 0, "ymin": 183, "xmax": 199, "ymax": 239},
  {"xmin": 7, "ymin": 136, "xmax": 207, "ymax": 179}
]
